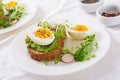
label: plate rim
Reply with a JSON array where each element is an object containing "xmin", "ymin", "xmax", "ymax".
[{"xmin": 0, "ymin": 1, "xmax": 37, "ymax": 34}]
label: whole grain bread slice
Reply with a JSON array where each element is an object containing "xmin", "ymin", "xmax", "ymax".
[{"xmin": 27, "ymin": 37, "xmax": 64, "ymax": 61}]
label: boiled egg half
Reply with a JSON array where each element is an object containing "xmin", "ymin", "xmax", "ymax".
[
  {"xmin": 27, "ymin": 27, "xmax": 55, "ymax": 45},
  {"xmin": 67, "ymin": 25, "xmax": 89, "ymax": 40}
]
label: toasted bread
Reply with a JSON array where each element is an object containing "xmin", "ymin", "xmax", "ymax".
[{"xmin": 27, "ymin": 37, "xmax": 64, "ymax": 61}]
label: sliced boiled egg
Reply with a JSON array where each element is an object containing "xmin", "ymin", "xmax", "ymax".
[
  {"xmin": 27, "ymin": 27, "xmax": 55, "ymax": 45},
  {"xmin": 67, "ymin": 25, "xmax": 89, "ymax": 40}
]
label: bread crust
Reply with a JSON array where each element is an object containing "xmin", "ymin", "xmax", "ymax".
[{"xmin": 27, "ymin": 37, "xmax": 64, "ymax": 61}]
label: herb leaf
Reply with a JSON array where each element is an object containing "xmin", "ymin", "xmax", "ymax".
[{"xmin": 74, "ymin": 34, "xmax": 97, "ymax": 62}]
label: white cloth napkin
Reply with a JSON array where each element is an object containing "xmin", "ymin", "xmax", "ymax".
[{"xmin": 0, "ymin": 0, "xmax": 120, "ymax": 80}]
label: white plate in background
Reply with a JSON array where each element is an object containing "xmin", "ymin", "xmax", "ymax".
[{"xmin": 0, "ymin": 0, "xmax": 37, "ymax": 34}]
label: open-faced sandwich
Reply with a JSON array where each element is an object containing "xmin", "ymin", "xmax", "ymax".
[
  {"xmin": 0, "ymin": 0, "xmax": 25, "ymax": 29},
  {"xmin": 25, "ymin": 22, "xmax": 66, "ymax": 61},
  {"xmin": 25, "ymin": 21, "xmax": 98, "ymax": 65}
]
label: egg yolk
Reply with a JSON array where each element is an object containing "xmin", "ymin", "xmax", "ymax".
[
  {"xmin": 34, "ymin": 28, "xmax": 52, "ymax": 38},
  {"xmin": 73, "ymin": 25, "xmax": 88, "ymax": 32},
  {"xmin": 6, "ymin": 1, "xmax": 17, "ymax": 9}
]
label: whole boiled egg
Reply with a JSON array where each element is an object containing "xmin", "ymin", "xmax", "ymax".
[
  {"xmin": 67, "ymin": 24, "xmax": 89, "ymax": 40},
  {"xmin": 27, "ymin": 27, "xmax": 55, "ymax": 45}
]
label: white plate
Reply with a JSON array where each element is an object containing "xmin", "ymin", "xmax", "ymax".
[
  {"xmin": 9, "ymin": 23, "xmax": 110, "ymax": 76},
  {"xmin": 0, "ymin": 0, "xmax": 37, "ymax": 34}
]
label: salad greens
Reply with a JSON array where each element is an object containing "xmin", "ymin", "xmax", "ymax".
[
  {"xmin": 0, "ymin": 0, "xmax": 10, "ymax": 28},
  {"xmin": 54, "ymin": 56, "xmax": 61, "ymax": 64},
  {"xmin": 62, "ymin": 34, "xmax": 98, "ymax": 62},
  {"xmin": 25, "ymin": 21, "xmax": 66, "ymax": 52},
  {"xmin": 74, "ymin": 34, "xmax": 97, "ymax": 62},
  {"xmin": 43, "ymin": 56, "xmax": 61, "ymax": 65},
  {"xmin": 6, "ymin": 6, "xmax": 25, "ymax": 21},
  {"xmin": 38, "ymin": 21, "xmax": 66, "ymax": 38},
  {"xmin": 0, "ymin": 0, "xmax": 26, "ymax": 29},
  {"xmin": 38, "ymin": 21, "xmax": 51, "ymax": 29},
  {"xmin": 62, "ymin": 49, "xmax": 72, "ymax": 54},
  {"xmin": 25, "ymin": 21, "xmax": 99, "ymax": 65}
]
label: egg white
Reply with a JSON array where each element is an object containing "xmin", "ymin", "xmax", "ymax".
[
  {"xmin": 67, "ymin": 26, "xmax": 92, "ymax": 40},
  {"xmin": 27, "ymin": 27, "xmax": 55, "ymax": 45}
]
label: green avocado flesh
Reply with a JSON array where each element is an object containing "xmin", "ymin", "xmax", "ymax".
[{"xmin": 25, "ymin": 23, "xmax": 66, "ymax": 52}]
